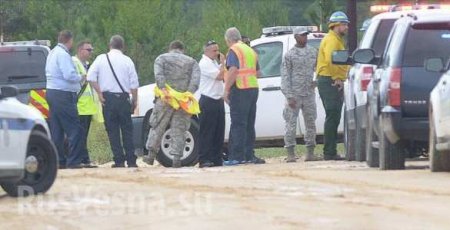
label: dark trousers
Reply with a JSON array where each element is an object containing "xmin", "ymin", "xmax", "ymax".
[
  {"xmin": 317, "ymin": 76, "xmax": 344, "ymax": 156},
  {"xmin": 46, "ymin": 89, "xmax": 84, "ymax": 167},
  {"xmin": 228, "ymin": 87, "xmax": 258, "ymax": 162},
  {"xmin": 198, "ymin": 95, "xmax": 225, "ymax": 165},
  {"xmin": 102, "ymin": 92, "xmax": 136, "ymax": 166},
  {"xmin": 79, "ymin": 115, "xmax": 92, "ymax": 164}
]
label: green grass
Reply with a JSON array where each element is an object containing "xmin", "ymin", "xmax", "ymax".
[
  {"xmin": 87, "ymin": 121, "xmax": 113, "ymax": 164},
  {"xmin": 254, "ymin": 144, "xmax": 345, "ymax": 159},
  {"xmin": 87, "ymin": 122, "xmax": 346, "ymax": 164}
]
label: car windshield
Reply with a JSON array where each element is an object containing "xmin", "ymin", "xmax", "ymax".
[
  {"xmin": 403, "ymin": 28, "xmax": 450, "ymax": 67},
  {"xmin": 253, "ymin": 42, "xmax": 283, "ymax": 78},
  {"xmin": 0, "ymin": 48, "xmax": 47, "ymax": 85}
]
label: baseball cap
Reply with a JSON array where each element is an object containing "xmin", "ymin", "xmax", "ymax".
[{"xmin": 293, "ymin": 27, "xmax": 309, "ymax": 35}]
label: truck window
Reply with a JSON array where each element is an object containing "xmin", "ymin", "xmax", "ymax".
[
  {"xmin": 253, "ymin": 42, "xmax": 283, "ymax": 78},
  {"xmin": 403, "ymin": 28, "xmax": 450, "ymax": 67},
  {"xmin": 0, "ymin": 49, "xmax": 47, "ymax": 86},
  {"xmin": 371, "ymin": 19, "xmax": 396, "ymax": 56},
  {"xmin": 308, "ymin": 39, "xmax": 321, "ymax": 49}
]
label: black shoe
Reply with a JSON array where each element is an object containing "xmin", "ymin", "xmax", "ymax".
[
  {"xmin": 199, "ymin": 161, "xmax": 214, "ymax": 168},
  {"xmin": 111, "ymin": 163, "xmax": 125, "ymax": 168},
  {"xmin": 127, "ymin": 163, "xmax": 138, "ymax": 168},
  {"xmin": 58, "ymin": 164, "xmax": 67, "ymax": 169},
  {"xmin": 67, "ymin": 164, "xmax": 83, "ymax": 169},
  {"xmin": 251, "ymin": 157, "xmax": 266, "ymax": 164},
  {"xmin": 324, "ymin": 155, "xmax": 345, "ymax": 161}
]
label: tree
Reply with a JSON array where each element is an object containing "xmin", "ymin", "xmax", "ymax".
[{"xmin": 304, "ymin": 0, "xmax": 343, "ymax": 31}]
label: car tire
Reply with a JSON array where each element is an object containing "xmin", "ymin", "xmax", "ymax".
[
  {"xmin": 429, "ymin": 109, "xmax": 450, "ymax": 172},
  {"xmin": 379, "ymin": 114, "xmax": 405, "ymax": 170},
  {"xmin": 156, "ymin": 120, "xmax": 200, "ymax": 167},
  {"xmin": 365, "ymin": 106, "xmax": 379, "ymax": 168},
  {"xmin": 344, "ymin": 108, "xmax": 356, "ymax": 161},
  {"xmin": 1, "ymin": 130, "xmax": 58, "ymax": 197},
  {"xmin": 142, "ymin": 111, "xmax": 200, "ymax": 167}
]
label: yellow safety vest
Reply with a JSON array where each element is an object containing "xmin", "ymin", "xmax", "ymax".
[
  {"xmin": 73, "ymin": 57, "xmax": 97, "ymax": 115},
  {"xmin": 228, "ymin": 42, "xmax": 259, "ymax": 89},
  {"xmin": 73, "ymin": 56, "xmax": 104, "ymax": 122},
  {"xmin": 154, "ymin": 84, "xmax": 200, "ymax": 115}
]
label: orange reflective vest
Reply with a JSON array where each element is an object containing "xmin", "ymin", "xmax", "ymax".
[
  {"xmin": 228, "ymin": 42, "xmax": 259, "ymax": 89},
  {"xmin": 29, "ymin": 89, "xmax": 49, "ymax": 119}
]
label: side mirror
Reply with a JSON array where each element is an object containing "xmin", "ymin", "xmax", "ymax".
[
  {"xmin": 332, "ymin": 50, "xmax": 352, "ymax": 65},
  {"xmin": 425, "ymin": 58, "xmax": 445, "ymax": 73},
  {"xmin": 352, "ymin": 48, "xmax": 376, "ymax": 64},
  {"xmin": 0, "ymin": 86, "xmax": 19, "ymax": 99}
]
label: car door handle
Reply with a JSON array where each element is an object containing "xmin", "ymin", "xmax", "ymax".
[{"xmin": 262, "ymin": 86, "xmax": 281, "ymax": 91}]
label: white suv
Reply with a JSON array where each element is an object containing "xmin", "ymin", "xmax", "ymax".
[
  {"xmin": 133, "ymin": 26, "xmax": 343, "ymax": 167},
  {"xmin": 0, "ymin": 86, "xmax": 58, "ymax": 197}
]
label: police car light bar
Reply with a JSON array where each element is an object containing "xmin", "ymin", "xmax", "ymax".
[
  {"xmin": 0, "ymin": 40, "xmax": 51, "ymax": 47},
  {"xmin": 262, "ymin": 26, "xmax": 319, "ymax": 36},
  {"xmin": 370, "ymin": 4, "xmax": 450, "ymax": 13}
]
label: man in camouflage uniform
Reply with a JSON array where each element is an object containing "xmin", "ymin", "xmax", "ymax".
[
  {"xmin": 281, "ymin": 27, "xmax": 319, "ymax": 162},
  {"xmin": 143, "ymin": 40, "xmax": 200, "ymax": 168}
]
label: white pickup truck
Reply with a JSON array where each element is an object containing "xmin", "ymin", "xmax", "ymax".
[{"xmin": 132, "ymin": 26, "xmax": 343, "ymax": 167}]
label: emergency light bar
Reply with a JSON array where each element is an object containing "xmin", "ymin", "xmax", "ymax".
[
  {"xmin": 262, "ymin": 26, "xmax": 319, "ymax": 36},
  {"xmin": 370, "ymin": 4, "xmax": 450, "ymax": 13},
  {"xmin": 0, "ymin": 40, "xmax": 51, "ymax": 47}
]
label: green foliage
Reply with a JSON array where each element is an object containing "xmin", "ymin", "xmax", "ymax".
[
  {"xmin": 304, "ymin": 0, "xmax": 343, "ymax": 31},
  {"xmin": 1, "ymin": 0, "xmax": 290, "ymax": 85}
]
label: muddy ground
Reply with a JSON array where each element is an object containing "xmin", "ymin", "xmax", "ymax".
[{"xmin": 1, "ymin": 158, "xmax": 450, "ymax": 230}]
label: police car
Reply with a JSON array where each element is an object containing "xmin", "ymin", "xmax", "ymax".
[
  {"xmin": 132, "ymin": 26, "xmax": 343, "ymax": 167},
  {"xmin": 0, "ymin": 86, "xmax": 58, "ymax": 197}
]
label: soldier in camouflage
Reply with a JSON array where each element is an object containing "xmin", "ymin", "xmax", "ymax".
[
  {"xmin": 281, "ymin": 27, "xmax": 320, "ymax": 162},
  {"xmin": 143, "ymin": 40, "xmax": 200, "ymax": 168}
]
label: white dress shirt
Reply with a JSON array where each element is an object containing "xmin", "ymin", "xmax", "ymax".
[
  {"xmin": 198, "ymin": 54, "xmax": 224, "ymax": 100},
  {"xmin": 87, "ymin": 49, "xmax": 139, "ymax": 93}
]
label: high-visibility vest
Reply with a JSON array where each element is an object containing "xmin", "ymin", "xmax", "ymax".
[
  {"xmin": 228, "ymin": 42, "xmax": 259, "ymax": 89},
  {"xmin": 29, "ymin": 89, "xmax": 49, "ymax": 119},
  {"xmin": 73, "ymin": 56, "xmax": 97, "ymax": 115}
]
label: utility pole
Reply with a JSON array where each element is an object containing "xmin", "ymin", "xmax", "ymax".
[{"xmin": 346, "ymin": 0, "xmax": 357, "ymax": 53}]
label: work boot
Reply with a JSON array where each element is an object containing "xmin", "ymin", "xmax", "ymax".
[
  {"xmin": 304, "ymin": 146, "xmax": 321, "ymax": 161},
  {"xmin": 172, "ymin": 156, "xmax": 182, "ymax": 168},
  {"xmin": 143, "ymin": 150, "xmax": 156, "ymax": 165},
  {"xmin": 286, "ymin": 146, "xmax": 296, "ymax": 163}
]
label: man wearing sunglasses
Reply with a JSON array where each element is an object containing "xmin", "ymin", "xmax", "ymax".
[
  {"xmin": 73, "ymin": 40, "xmax": 101, "ymax": 168},
  {"xmin": 197, "ymin": 40, "xmax": 226, "ymax": 167}
]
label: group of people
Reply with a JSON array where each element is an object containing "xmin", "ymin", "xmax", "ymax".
[
  {"xmin": 45, "ymin": 10, "xmax": 350, "ymax": 169},
  {"xmin": 46, "ymin": 31, "xmax": 139, "ymax": 169},
  {"xmin": 281, "ymin": 11, "xmax": 350, "ymax": 162}
]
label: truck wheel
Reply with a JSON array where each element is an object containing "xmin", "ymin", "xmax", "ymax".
[
  {"xmin": 379, "ymin": 114, "xmax": 405, "ymax": 170},
  {"xmin": 429, "ymin": 110, "xmax": 450, "ymax": 172},
  {"xmin": 156, "ymin": 119, "xmax": 200, "ymax": 168},
  {"xmin": 1, "ymin": 131, "xmax": 58, "ymax": 197},
  {"xmin": 344, "ymin": 108, "xmax": 356, "ymax": 161},
  {"xmin": 365, "ymin": 106, "xmax": 379, "ymax": 168}
]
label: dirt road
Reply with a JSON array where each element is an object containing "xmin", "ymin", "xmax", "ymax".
[{"xmin": 1, "ymin": 158, "xmax": 450, "ymax": 230}]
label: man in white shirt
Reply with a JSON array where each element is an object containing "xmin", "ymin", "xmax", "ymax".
[
  {"xmin": 87, "ymin": 35, "xmax": 139, "ymax": 168},
  {"xmin": 197, "ymin": 40, "xmax": 226, "ymax": 167}
]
